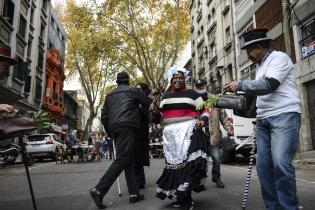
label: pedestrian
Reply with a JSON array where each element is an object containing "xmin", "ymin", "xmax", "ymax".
[
  {"xmin": 134, "ymin": 82, "xmax": 152, "ymax": 189},
  {"xmin": 89, "ymin": 71, "xmax": 150, "ymax": 209},
  {"xmin": 195, "ymin": 79, "xmax": 233, "ymax": 188},
  {"xmin": 227, "ymin": 26, "xmax": 301, "ymax": 210},
  {"xmin": 0, "ymin": 42, "xmax": 17, "ymax": 114},
  {"xmin": 151, "ymin": 66, "xmax": 212, "ymax": 210}
]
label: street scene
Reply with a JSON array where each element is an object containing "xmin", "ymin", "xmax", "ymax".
[
  {"xmin": 1, "ymin": 0, "xmax": 315, "ymax": 210},
  {"xmin": 0, "ymin": 159, "xmax": 315, "ymax": 210}
]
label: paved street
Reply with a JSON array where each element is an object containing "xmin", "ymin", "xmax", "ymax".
[{"xmin": 0, "ymin": 159, "xmax": 315, "ymax": 210}]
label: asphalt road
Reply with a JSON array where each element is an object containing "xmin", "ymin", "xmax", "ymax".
[{"xmin": 0, "ymin": 158, "xmax": 314, "ymax": 210}]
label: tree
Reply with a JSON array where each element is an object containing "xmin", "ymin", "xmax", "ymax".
[
  {"xmin": 57, "ymin": 1, "xmax": 117, "ymax": 142},
  {"xmin": 98, "ymin": 0, "xmax": 191, "ymax": 90}
]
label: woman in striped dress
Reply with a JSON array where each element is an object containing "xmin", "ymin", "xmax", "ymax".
[{"xmin": 151, "ymin": 66, "xmax": 212, "ymax": 210}]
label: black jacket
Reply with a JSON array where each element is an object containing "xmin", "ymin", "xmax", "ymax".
[{"xmin": 101, "ymin": 84, "xmax": 150, "ymax": 136}]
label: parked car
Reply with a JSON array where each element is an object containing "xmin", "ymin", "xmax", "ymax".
[
  {"xmin": 220, "ymin": 109, "xmax": 256, "ymax": 163},
  {"xmin": 26, "ymin": 133, "xmax": 66, "ymax": 161}
]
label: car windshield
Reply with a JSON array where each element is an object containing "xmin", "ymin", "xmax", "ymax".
[{"xmin": 28, "ymin": 135, "xmax": 50, "ymax": 142}]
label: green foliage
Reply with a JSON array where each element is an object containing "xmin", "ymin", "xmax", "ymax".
[
  {"xmin": 14, "ymin": 109, "xmax": 51, "ymax": 134},
  {"xmin": 31, "ymin": 110, "xmax": 52, "ymax": 134},
  {"xmin": 196, "ymin": 94, "xmax": 224, "ymax": 111}
]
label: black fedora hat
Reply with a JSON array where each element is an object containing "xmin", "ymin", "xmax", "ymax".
[{"xmin": 241, "ymin": 26, "xmax": 272, "ymax": 49}]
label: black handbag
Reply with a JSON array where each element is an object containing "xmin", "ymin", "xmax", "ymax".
[
  {"xmin": 0, "ymin": 116, "xmax": 37, "ymax": 140},
  {"xmin": 214, "ymin": 95, "xmax": 246, "ymax": 110},
  {"xmin": 233, "ymin": 95, "xmax": 257, "ymax": 118}
]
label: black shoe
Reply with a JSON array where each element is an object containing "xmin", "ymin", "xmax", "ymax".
[
  {"xmin": 89, "ymin": 187, "xmax": 106, "ymax": 209},
  {"xmin": 181, "ymin": 201, "xmax": 194, "ymax": 210},
  {"xmin": 213, "ymin": 177, "xmax": 225, "ymax": 188},
  {"xmin": 172, "ymin": 200, "xmax": 182, "ymax": 208},
  {"xmin": 129, "ymin": 193, "xmax": 145, "ymax": 203},
  {"xmin": 156, "ymin": 192, "xmax": 167, "ymax": 200}
]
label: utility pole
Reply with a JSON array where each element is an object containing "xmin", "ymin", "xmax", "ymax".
[{"xmin": 282, "ymin": 0, "xmax": 292, "ymax": 58}]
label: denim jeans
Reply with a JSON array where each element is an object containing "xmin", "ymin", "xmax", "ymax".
[
  {"xmin": 209, "ymin": 145, "xmax": 221, "ymax": 179},
  {"xmin": 256, "ymin": 112, "xmax": 301, "ymax": 210}
]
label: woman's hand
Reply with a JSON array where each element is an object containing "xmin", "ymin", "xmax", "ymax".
[
  {"xmin": 149, "ymin": 103, "xmax": 160, "ymax": 115},
  {"xmin": 0, "ymin": 104, "xmax": 14, "ymax": 113},
  {"xmin": 195, "ymin": 120, "xmax": 205, "ymax": 127}
]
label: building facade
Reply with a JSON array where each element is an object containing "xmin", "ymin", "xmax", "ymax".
[
  {"xmin": 42, "ymin": 3, "xmax": 66, "ymax": 125},
  {"xmin": 0, "ymin": 0, "xmax": 50, "ymax": 111},
  {"xmin": 189, "ymin": 0, "xmax": 236, "ymax": 93},
  {"xmin": 291, "ymin": 0, "xmax": 315, "ymax": 151}
]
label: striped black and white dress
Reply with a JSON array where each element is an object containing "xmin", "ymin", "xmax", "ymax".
[{"xmin": 155, "ymin": 87, "xmax": 212, "ymax": 200}]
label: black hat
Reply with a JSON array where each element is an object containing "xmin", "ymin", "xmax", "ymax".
[
  {"xmin": 241, "ymin": 26, "xmax": 272, "ymax": 49},
  {"xmin": 195, "ymin": 79, "xmax": 207, "ymax": 88},
  {"xmin": 116, "ymin": 71, "xmax": 129, "ymax": 84}
]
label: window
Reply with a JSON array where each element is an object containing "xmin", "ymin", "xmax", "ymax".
[
  {"xmin": 42, "ymin": 0, "xmax": 48, "ymax": 12},
  {"xmin": 300, "ymin": 18, "xmax": 315, "ymax": 58},
  {"xmin": 27, "ymin": 40, "xmax": 32, "ymax": 57},
  {"xmin": 37, "ymin": 50, "xmax": 44, "ymax": 70},
  {"xmin": 24, "ymin": 75, "xmax": 31, "ymax": 93},
  {"xmin": 14, "ymin": 57, "xmax": 27, "ymax": 81},
  {"xmin": 51, "ymin": 17, "xmax": 55, "ymax": 26},
  {"xmin": 40, "ymin": 24, "xmax": 45, "ymax": 39},
  {"xmin": 30, "ymin": 7, "xmax": 34, "ymax": 24},
  {"xmin": 35, "ymin": 80, "xmax": 42, "ymax": 100},
  {"xmin": 212, "ymin": 8, "xmax": 216, "ymax": 17},
  {"xmin": 18, "ymin": 14, "xmax": 27, "ymax": 38},
  {"xmin": 2, "ymin": 0, "xmax": 15, "ymax": 25},
  {"xmin": 210, "ymin": 43, "xmax": 216, "ymax": 58},
  {"xmin": 225, "ymin": 26, "xmax": 231, "ymax": 43}
]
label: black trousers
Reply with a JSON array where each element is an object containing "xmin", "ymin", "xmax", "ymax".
[
  {"xmin": 96, "ymin": 127, "xmax": 139, "ymax": 196},
  {"xmin": 135, "ymin": 165, "xmax": 146, "ymax": 187}
]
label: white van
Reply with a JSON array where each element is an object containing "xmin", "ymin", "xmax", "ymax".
[{"xmin": 220, "ymin": 109, "xmax": 256, "ymax": 163}]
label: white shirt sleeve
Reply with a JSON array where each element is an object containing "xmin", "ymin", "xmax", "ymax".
[{"xmin": 265, "ymin": 53, "xmax": 292, "ymax": 83}]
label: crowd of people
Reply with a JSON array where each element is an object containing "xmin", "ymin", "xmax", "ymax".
[{"xmin": 0, "ymin": 27, "xmax": 302, "ymax": 210}]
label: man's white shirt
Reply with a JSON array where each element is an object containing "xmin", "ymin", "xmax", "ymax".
[{"xmin": 255, "ymin": 50, "xmax": 301, "ymax": 119}]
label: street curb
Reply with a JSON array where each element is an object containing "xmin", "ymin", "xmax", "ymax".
[{"xmin": 294, "ymin": 159, "xmax": 315, "ymax": 165}]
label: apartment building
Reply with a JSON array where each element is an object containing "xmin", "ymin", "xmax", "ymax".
[
  {"xmin": 42, "ymin": 3, "xmax": 66, "ymax": 125},
  {"xmin": 291, "ymin": 0, "xmax": 315, "ymax": 151},
  {"xmin": 189, "ymin": 0, "xmax": 236, "ymax": 93},
  {"xmin": 0, "ymin": 0, "xmax": 50, "ymax": 111}
]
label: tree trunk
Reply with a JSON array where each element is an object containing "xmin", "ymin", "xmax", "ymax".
[{"xmin": 82, "ymin": 112, "xmax": 96, "ymax": 142}]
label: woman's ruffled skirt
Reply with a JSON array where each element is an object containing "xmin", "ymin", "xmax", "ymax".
[{"xmin": 156, "ymin": 120, "xmax": 211, "ymax": 200}]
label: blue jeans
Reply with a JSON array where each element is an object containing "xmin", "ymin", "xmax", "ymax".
[
  {"xmin": 256, "ymin": 112, "xmax": 301, "ymax": 210},
  {"xmin": 209, "ymin": 145, "xmax": 221, "ymax": 179}
]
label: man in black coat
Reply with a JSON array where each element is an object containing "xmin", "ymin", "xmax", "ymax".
[
  {"xmin": 134, "ymin": 83, "xmax": 152, "ymax": 189},
  {"xmin": 89, "ymin": 72, "xmax": 150, "ymax": 209}
]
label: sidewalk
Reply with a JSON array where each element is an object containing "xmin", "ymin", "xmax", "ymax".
[{"xmin": 294, "ymin": 150, "xmax": 315, "ymax": 165}]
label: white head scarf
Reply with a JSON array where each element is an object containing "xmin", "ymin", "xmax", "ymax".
[{"xmin": 167, "ymin": 66, "xmax": 190, "ymax": 83}]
